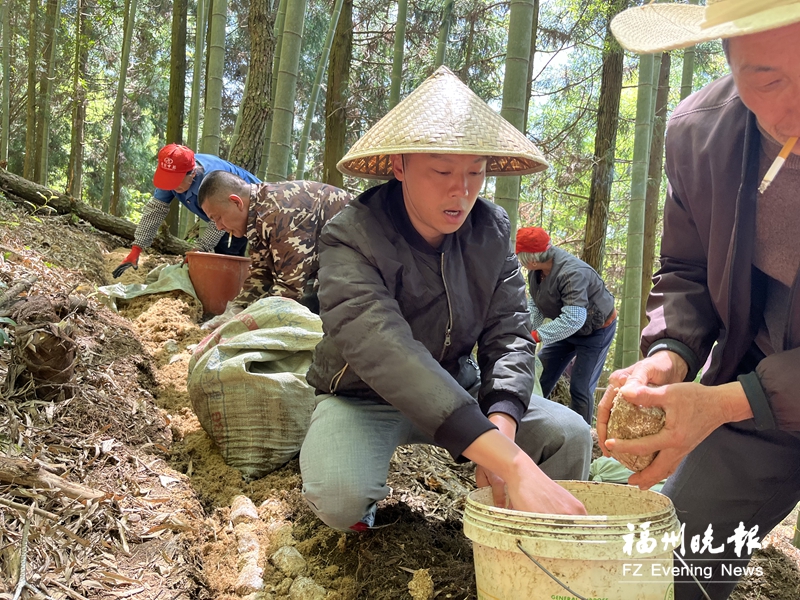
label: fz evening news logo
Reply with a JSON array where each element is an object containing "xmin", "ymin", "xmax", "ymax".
[
  {"xmin": 621, "ymin": 521, "xmax": 764, "ymax": 580},
  {"xmin": 161, "ymin": 157, "xmax": 177, "ymax": 171}
]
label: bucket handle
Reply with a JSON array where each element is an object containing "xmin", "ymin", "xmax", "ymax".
[
  {"xmin": 672, "ymin": 550, "xmax": 712, "ymax": 600},
  {"xmin": 516, "ymin": 540, "xmax": 589, "ymax": 600},
  {"xmin": 516, "ymin": 540, "xmax": 712, "ymax": 600}
]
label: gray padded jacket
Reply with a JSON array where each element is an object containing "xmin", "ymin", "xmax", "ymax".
[
  {"xmin": 528, "ymin": 246, "xmax": 615, "ymax": 336},
  {"xmin": 306, "ymin": 179, "xmax": 537, "ymax": 460}
]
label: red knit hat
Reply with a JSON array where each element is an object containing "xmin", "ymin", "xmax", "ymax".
[
  {"xmin": 515, "ymin": 227, "xmax": 551, "ymax": 254},
  {"xmin": 153, "ymin": 144, "xmax": 196, "ymax": 190}
]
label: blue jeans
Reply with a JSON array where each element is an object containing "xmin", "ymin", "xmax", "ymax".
[
  {"xmin": 300, "ymin": 393, "xmax": 592, "ymax": 531},
  {"xmin": 538, "ymin": 319, "xmax": 616, "ymax": 425}
]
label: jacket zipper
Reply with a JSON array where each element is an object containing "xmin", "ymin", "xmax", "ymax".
[{"xmin": 439, "ymin": 252, "xmax": 453, "ymax": 361}]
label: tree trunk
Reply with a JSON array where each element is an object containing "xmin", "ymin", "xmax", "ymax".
[
  {"xmin": 1, "ymin": 0, "xmax": 11, "ymax": 166},
  {"xmin": 265, "ymin": 0, "xmax": 306, "ymax": 182},
  {"xmin": 389, "ymin": 0, "xmax": 407, "ymax": 109},
  {"xmin": 458, "ymin": 9, "xmax": 475, "ymax": 84},
  {"xmin": 165, "ymin": 0, "xmax": 188, "ymax": 235},
  {"xmin": 522, "ymin": 0, "xmax": 540, "ymax": 130},
  {"xmin": 680, "ymin": 0, "xmax": 699, "ymax": 101},
  {"xmin": 186, "ymin": 0, "xmax": 209, "ymax": 151},
  {"xmin": 641, "ymin": 52, "xmax": 671, "ymax": 332},
  {"xmin": 434, "ymin": 0, "xmax": 454, "ymax": 69},
  {"xmin": 257, "ymin": 0, "xmax": 286, "ymax": 179},
  {"xmin": 200, "ymin": 0, "xmax": 227, "ymax": 155},
  {"xmin": 322, "ymin": 0, "xmax": 352, "ymax": 188},
  {"xmin": 581, "ymin": 0, "xmax": 625, "ymax": 272},
  {"xmin": 295, "ymin": 0, "xmax": 344, "ymax": 179},
  {"xmin": 167, "ymin": 0, "xmax": 187, "ymax": 145},
  {"xmin": 34, "ymin": 0, "xmax": 61, "ymax": 185},
  {"xmin": 183, "ymin": 0, "xmax": 209, "ymax": 237},
  {"xmin": 111, "ymin": 145, "xmax": 121, "ymax": 216},
  {"xmin": 66, "ymin": 0, "xmax": 88, "ymax": 199},
  {"xmin": 101, "ymin": 0, "xmax": 138, "ymax": 213},
  {"xmin": 23, "ymin": 0, "xmax": 37, "ymax": 180},
  {"xmin": 0, "ymin": 170, "xmax": 193, "ymax": 254},
  {"xmin": 228, "ymin": 0, "xmax": 274, "ymax": 174},
  {"xmin": 495, "ymin": 0, "xmax": 534, "ymax": 244},
  {"xmin": 619, "ymin": 53, "xmax": 656, "ymax": 368}
]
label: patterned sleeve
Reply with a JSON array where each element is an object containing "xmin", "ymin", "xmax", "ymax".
[
  {"xmin": 537, "ymin": 305, "xmax": 587, "ymax": 344},
  {"xmin": 196, "ymin": 222, "xmax": 226, "ymax": 252},
  {"xmin": 267, "ymin": 208, "xmax": 317, "ymax": 300},
  {"xmin": 528, "ymin": 297, "xmax": 544, "ymax": 330},
  {"xmin": 134, "ymin": 197, "xmax": 172, "ymax": 249}
]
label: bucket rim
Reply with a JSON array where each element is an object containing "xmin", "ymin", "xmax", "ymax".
[
  {"xmin": 185, "ymin": 250, "xmax": 252, "ymax": 263},
  {"xmin": 464, "ymin": 481, "xmax": 676, "ymax": 523}
]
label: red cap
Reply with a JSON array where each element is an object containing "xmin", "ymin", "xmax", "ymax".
[
  {"xmin": 153, "ymin": 144, "xmax": 196, "ymax": 190},
  {"xmin": 515, "ymin": 227, "xmax": 551, "ymax": 254}
]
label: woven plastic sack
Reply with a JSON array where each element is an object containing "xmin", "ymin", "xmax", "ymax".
[
  {"xmin": 188, "ymin": 297, "xmax": 323, "ymax": 479},
  {"xmin": 589, "ymin": 456, "xmax": 665, "ymax": 493}
]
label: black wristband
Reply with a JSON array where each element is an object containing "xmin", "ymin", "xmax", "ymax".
[{"xmin": 737, "ymin": 372, "xmax": 776, "ymax": 430}]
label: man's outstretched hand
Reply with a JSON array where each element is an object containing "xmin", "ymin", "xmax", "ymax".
[{"xmin": 112, "ymin": 245, "xmax": 142, "ymax": 278}]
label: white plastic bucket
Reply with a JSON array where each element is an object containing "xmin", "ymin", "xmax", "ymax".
[{"xmin": 463, "ymin": 481, "xmax": 679, "ymax": 600}]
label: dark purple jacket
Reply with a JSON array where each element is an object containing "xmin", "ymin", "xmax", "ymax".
[{"xmin": 643, "ymin": 74, "xmax": 800, "ymax": 431}]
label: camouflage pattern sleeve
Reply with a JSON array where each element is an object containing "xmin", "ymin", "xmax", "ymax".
[{"xmin": 230, "ymin": 181, "xmax": 351, "ymax": 308}]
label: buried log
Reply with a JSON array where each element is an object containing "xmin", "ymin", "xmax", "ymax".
[
  {"xmin": 0, "ymin": 169, "xmax": 192, "ymax": 255},
  {"xmin": 0, "ymin": 456, "xmax": 106, "ymax": 501},
  {"xmin": 0, "ymin": 275, "xmax": 38, "ymax": 315}
]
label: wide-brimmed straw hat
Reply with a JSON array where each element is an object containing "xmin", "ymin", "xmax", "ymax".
[
  {"xmin": 337, "ymin": 66, "xmax": 548, "ymax": 179},
  {"xmin": 611, "ymin": 0, "xmax": 800, "ymax": 54}
]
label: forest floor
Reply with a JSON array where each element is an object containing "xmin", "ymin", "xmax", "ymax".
[{"xmin": 0, "ymin": 193, "xmax": 799, "ymax": 599}]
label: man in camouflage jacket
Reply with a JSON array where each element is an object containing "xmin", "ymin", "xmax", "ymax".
[{"xmin": 197, "ymin": 171, "xmax": 351, "ymax": 312}]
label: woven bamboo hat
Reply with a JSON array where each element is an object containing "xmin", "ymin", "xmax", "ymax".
[
  {"xmin": 337, "ymin": 66, "xmax": 548, "ymax": 179},
  {"xmin": 611, "ymin": 0, "xmax": 800, "ymax": 54}
]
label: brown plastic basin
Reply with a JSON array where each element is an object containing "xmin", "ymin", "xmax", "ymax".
[{"xmin": 185, "ymin": 251, "xmax": 251, "ymax": 315}]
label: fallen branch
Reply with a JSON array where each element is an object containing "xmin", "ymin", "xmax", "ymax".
[
  {"xmin": 0, "ymin": 275, "xmax": 38, "ymax": 311},
  {"xmin": 50, "ymin": 580, "xmax": 91, "ymax": 600},
  {"xmin": 0, "ymin": 455, "xmax": 106, "ymax": 501},
  {"xmin": 11, "ymin": 503, "xmax": 33, "ymax": 600},
  {"xmin": 0, "ymin": 496, "xmax": 59, "ymax": 520},
  {"xmin": 0, "ymin": 169, "xmax": 192, "ymax": 255}
]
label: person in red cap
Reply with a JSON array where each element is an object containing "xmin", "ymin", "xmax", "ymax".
[
  {"xmin": 112, "ymin": 144, "xmax": 260, "ymax": 278},
  {"xmin": 516, "ymin": 226, "xmax": 617, "ymax": 425}
]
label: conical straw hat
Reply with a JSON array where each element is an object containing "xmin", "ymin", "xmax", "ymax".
[
  {"xmin": 337, "ymin": 66, "xmax": 548, "ymax": 180},
  {"xmin": 611, "ymin": 0, "xmax": 800, "ymax": 55}
]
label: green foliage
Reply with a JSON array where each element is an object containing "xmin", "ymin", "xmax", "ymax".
[
  {"xmin": 0, "ymin": 317, "xmax": 16, "ymax": 347},
  {"xmin": 1, "ymin": 0, "xmax": 730, "ymax": 298}
]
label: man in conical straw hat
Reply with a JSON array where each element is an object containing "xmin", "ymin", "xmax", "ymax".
[
  {"xmin": 301, "ymin": 66, "xmax": 592, "ymax": 531},
  {"xmin": 596, "ymin": 2, "xmax": 800, "ymax": 598}
]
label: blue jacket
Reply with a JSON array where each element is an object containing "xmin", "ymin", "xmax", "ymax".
[{"xmin": 152, "ymin": 154, "xmax": 260, "ymax": 221}]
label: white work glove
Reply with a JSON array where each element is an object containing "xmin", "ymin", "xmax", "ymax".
[{"xmin": 200, "ymin": 301, "xmax": 243, "ymax": 330}]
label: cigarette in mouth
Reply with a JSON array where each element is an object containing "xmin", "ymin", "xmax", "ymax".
[
  {"xmin": 759, "ymin": 136, "xmax": 798, "ymax": 194},
  {"xmin": 228, "ymin": 234, "xmax": 232, "ymax": 248}
]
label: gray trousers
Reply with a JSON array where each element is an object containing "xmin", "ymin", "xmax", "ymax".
[
  {"xmin": 663, "ymin": 420, "xmax": 800, "ymax": 600},
  {"xmin": 300, "ymin": 393, "xmax": 592, "ymax": 531}
]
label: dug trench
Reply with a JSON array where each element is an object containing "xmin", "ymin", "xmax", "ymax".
[{"xmin": 0, "ymin": 195, "xmax": 799, "ymax": 599}]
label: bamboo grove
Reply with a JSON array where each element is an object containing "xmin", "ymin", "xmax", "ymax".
[{"xmin": 0, "ymin": 0, "xmax": 730, "ymax": 367}]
